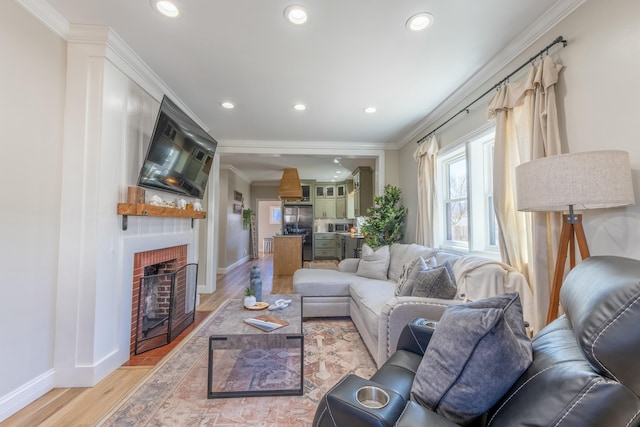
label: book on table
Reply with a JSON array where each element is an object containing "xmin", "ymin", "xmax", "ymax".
[{"xmin": 244, "ymin": 315, "xmax": 289, "ymax": 332}]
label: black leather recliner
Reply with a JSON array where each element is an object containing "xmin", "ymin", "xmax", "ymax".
[{"xmin": 313, "ymin": 256, "xmax": 640, "ymax": 427}]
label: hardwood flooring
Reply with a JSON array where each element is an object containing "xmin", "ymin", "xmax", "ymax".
[{"xmin": 2, "ymin": 254, "xmax": 301, "ymax": 427}]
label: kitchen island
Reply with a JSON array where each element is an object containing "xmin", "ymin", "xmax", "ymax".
[{"xmin": 273, "ymin": 235, "xmax": 303, "ymax": 276}]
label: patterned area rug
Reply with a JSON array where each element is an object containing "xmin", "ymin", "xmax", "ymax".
[{"xmin": 98, "ymin": 311, "xmax": 375, "ymax": 426}]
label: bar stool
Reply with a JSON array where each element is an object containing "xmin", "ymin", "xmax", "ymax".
[{"xmin": 263, "ymin": 237, "xmax": 273, "ymax": 253}]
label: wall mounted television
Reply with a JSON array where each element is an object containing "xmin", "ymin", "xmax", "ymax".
[{"xmin": 137, "ymin": 95, "xmax": 218, "ymax": 200}]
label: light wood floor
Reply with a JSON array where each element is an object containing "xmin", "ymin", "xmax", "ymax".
[{"xmin": 2, "ymin": 254, "xmax": 303, "ymax": 427}]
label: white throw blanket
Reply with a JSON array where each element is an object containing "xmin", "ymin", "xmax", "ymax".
[{"xmin": 452, "ymin": 255, "xmax": 537, "ymax": 333}]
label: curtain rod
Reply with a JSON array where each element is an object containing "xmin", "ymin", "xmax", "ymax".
[{"xmin": 416, "ymin": 36, "xmax": 568, "ymax": 144}]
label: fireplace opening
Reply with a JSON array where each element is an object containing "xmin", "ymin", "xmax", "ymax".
[{"xmin": 134, "ymin": 262, "xmax": 198, "ymax": 354}]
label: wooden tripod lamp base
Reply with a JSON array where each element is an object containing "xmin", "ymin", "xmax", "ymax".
[{"xmin": 546, "ymin": 212, "xmax": 591, "ymax": 324}]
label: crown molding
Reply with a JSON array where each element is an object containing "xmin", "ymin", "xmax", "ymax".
[
  {"xmin": 16, "ymin": 0, "xmax": 69, "ymax": 38},
  {"xmin": 18, "ymin": 0, "xmax": 212, "ymax": 135},
  {"xmin": 217, "ymin": 139, "xmax": 393, "ymax": 153},
  {"xmin": 397, "ymin": 0, "xmax": 586, "ymax": 148},
  {"xmin": 220, "ymin": 164, "xmax": 252, "ymax": 184}
]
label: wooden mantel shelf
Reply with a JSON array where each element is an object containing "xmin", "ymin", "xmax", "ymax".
[{"xmin": 117, "ymin": 203, "xmax": 206, "ymax": 230}]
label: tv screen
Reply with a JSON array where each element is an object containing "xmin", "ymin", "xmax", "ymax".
[{"xmin": 137, "ymin": 96, "xmax": 217, "ymax": 200}]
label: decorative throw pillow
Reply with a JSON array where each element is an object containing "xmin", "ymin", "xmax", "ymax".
[
  {"xmin": 396, "ymin": 257, "xmax": 426, "ymax": 296},
  {"xmin": 411, "ymin": 261, "xmax": 457, "ymax": 300},
  {"xmin": 396, "ymin": 257, "xmax": 435, "ymax": 296},
  {"xmin": 355, "ymin": 244, "xmax": 390, "ymax": 280},
  {"xmin": 410, "ymin": 293, "xmax": 532, "ymax": 425}
]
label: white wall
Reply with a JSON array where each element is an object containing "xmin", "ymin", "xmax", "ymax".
[
  {"xmin": 399, "ymin": 0, "xmax": 640, "ymax": 261},
  {"xmin": 1, "ymin": 4, "xmax": 213, "ymax": 419},
  {"xmin": 0, "ymin": 1, "xmax": 66, "ymax": 419},
  {"xmin": 217, "ymin": 166, "xmax": 251, "ymax": 271}
]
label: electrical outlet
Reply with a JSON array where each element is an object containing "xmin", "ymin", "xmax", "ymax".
[{"xmin": 244, "ymin": 249, "xmax": 248, "ymax": 255}]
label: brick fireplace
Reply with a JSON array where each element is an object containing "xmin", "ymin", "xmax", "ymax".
[{"xmin": 131, "ymin": 245, "xmax": 188, "ymax": 355}]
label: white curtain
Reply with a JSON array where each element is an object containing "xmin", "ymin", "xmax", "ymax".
[
  {"xmin": 413, "ymin": 135, "xmax": 439, "ymax": 247},
  {"xmin": 487, "ymin": 56, "xmax": 564, "ymax": 332}
]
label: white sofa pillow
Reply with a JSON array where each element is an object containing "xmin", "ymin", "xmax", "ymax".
[{"xmin": 356, "ymin": 244, "xmax": 390, "ymax": 280}]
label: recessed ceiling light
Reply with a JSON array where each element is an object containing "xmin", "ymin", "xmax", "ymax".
[
  {"xmin": 406, "ymin": 12, "xmax": 433, "ymax": 31},
  {"xmin": 284, "ymin": 5, "xmax": 308, "ymax": 25},
  {"xmin": 364, "ymin": 107, "xmax": 377, "ymax": 114},
  {"xmin": 220, "ymin": 102, "xmax": 234, "ymax": 109},
  {"xmin": 293, "ymin": 103, "xmax": 307, "ymax": 111},
  {"xmin": 333, "ymin": 157, "xmax": 341, "ymax": 163},
  {"xmin": 154, "ymin": 0, "xmax": 180, "ymax": 18},
  {"xmin": 336, "ymin": 170, "xmax": 342, "ymax": 174}
]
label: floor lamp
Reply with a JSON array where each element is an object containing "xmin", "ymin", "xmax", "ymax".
[{"xmin": 515, "ymin": 150, "xmax": 635, "ymax": 324}]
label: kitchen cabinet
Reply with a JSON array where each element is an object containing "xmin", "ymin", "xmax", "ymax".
[
  {"xmin": 335, "ymin": 234, "xmax": 345, "ymax": 260},
  {"xmin": 283, "ymin": 181, "xmax": 313, "ymax": 205},
  {"xmin": 345, "ymin": 235, "xmax": 364, "ymax": 258},
  {"xmin": 315, "ymin": 184, "xmax": 336, "ymax": 198},
  {"xmin": 314, "ymin": 233, "xmax": 336, "ymax": 259},
  {"xmin": 353, "ymin": 166, "xmax": 373, "ymax": 217},
  {"xmin": 314, "ymin": 198, "xmax": 336, "ymax": 219},
  {"xmin": 335, "ymin": 197, "xmax": 346, "ymax": 219},
  {"xmin": 335, "ymin": 181, "xmax": 349, "ymax": 218}
]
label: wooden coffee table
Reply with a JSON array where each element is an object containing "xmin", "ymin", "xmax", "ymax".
[{"xmin": 207, "ymin": 294, "xmax": 303, "ymax": 398}]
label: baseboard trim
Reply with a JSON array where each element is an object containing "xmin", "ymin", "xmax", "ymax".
[
  {"xmin": 216, "ymin": 255, "xmax": 249, "ymax": 274},
  {"xmin": 0, "ymin": 369, "xmax": 55, "ymax": 423}
]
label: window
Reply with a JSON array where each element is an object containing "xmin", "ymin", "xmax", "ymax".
[
  {"xmin": 270, "ymin": 206, "xmax": 281, "ymax": 224},
  {"xmin": 436, "ymin": 128, "xmax": 497, "ymax": 255},
  {"xmin": 444, "ymin": 154, "xmax": 468, "ymax": 244}
]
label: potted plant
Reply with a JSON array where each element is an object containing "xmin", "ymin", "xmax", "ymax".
[
  {"xmin": 243, "ymin": 287, "xmax": 256, "ymax": 308},
  {"xmin": 361, "ymin": 185, "xmax": 408, "ymax": 248},
  {"xmin": 242, "ymin": 209, "xmax": 253, "ymax": 230}
]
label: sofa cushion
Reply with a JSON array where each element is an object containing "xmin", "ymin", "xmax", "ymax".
[
  {"xmin": 350, "ymin": 279, "xmax": 396, "ymax": 339},
  {"xmin": 410, "ymin": 293, "xmax": 532, "ymax": 425},
  {"xmin": 388, "ymin": 243, "xmax": 440, "ymax": 282},
  {"xmin": 293, "ymin": 268, "xmax": 352, "ymax": 297},
  {"xmin": 411, "ymin": 261, "xmax": 457, "ymax": 299},
  {"xmin": 356, "ymin": 244, "xmax": 391, "ymax": 280}
]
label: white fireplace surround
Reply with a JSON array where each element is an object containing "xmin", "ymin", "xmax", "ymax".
[{"xmin": 51, "ymin": 25, "xmax": 218, "ymax": 390}]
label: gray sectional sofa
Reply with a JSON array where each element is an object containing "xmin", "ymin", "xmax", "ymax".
[{"xmin": 293, "ymin": 243, "xmax": 533, "ymax": 367}]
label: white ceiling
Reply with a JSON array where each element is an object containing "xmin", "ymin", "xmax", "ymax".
[{"xmin": 42, "ymin": 0, "xmax": 578, "ymax": 182}]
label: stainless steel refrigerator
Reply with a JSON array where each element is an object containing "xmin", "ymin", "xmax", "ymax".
[{"xmin": 283, "ymin": 205, "xmax": 313, "ymax": 261}]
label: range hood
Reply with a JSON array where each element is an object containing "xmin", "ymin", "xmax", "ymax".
[{"xmin": 278, "ymin": 168, "xmax": 303, "ymax": 201}]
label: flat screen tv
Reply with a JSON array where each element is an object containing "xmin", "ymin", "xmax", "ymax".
[{"xmin": 137, "ymin": 96, "xmax": 217, "ymax": 200}]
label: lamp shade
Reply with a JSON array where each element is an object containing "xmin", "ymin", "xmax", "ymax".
[
  {"xmin": 515, "ymin": 150, "xmax": 635, "ymax": 212},
  {"xmin": 278, "ymin": 168, "xmax": 303, "ymax": 201}
]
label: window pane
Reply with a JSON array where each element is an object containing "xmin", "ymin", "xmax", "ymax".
[
  {"xmin": 448, "ymin": 158, "xmax": 467, "ymax": 199},
  {"xmin": 446, "ymin": 200, "xmax": 468, "ymax": 242},
  {"xmin": 488, "ymin": 196, "xmax": 497, "ymax": 246}
]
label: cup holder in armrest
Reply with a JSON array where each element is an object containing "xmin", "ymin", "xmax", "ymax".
[
  {"xmin": 356, "ymin": 386, "xmax": 390, "ymax": 409},
  {"xmin": 416, "ymin": 319, "xmax": 438, "ymax": 329}
]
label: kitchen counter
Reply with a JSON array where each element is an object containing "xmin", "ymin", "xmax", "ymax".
[{"xmin": 273, "ymin": 235, "xmax": 303, "ymax": 275}]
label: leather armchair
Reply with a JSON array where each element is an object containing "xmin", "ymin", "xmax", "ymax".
[{"xmin": 313, "ymin": 256, "xmax": 640, "ymax": 427}]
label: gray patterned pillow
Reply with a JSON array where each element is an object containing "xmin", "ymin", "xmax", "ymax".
[
  {"xmin": 411, "ymin": 262, "xmax": 457, "ymax": 299},
  {"xmin": 397, "ymin": 256, "xmax": 437, "ymax": 296},
  {"xmin": 411, "ymin": 293, "xmax": 532, "ymax": 425},
  {"xmin": 396, "ymin": 257, "xmax": 425, "ymax": 296}
]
